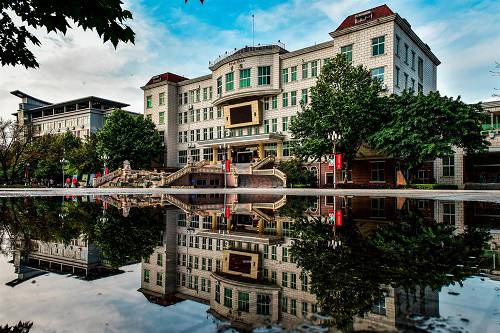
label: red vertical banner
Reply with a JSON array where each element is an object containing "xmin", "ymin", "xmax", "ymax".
[
  {"xmin": 335, "ymin": 154, "xmax": 343, "ymax": 170},
  {"xmin": 225, "ymin": 160, "xmax": 231, "ymax": 172},
  {"xmin": 335, "ymin": 210, "xmax": 343, "ymax": 227},
  {"xmin": 105, "ymin": 167, "xmax": 109, "ymax": 175},
  {"xmin": 225, "ymin": 206, "xmax": 231, "ymax": 219}
]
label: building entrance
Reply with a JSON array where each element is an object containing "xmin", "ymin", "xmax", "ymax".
[{"xmin": 237, "ymin": 151, "xmax": 253, "ymax": 163}]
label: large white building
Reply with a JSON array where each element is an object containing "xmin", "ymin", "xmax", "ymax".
[{"xmin": 142, "ymin": 5, "xmax": 440, "ymax": 174}]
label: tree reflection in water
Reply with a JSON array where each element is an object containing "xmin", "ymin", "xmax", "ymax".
[
  {"xmin": 0, "ymin": 197, "xmax": 164, "ymax": 268},
  {"xmin": 290, "ymin": 202, "xmax": 491, "ymax": 329}
]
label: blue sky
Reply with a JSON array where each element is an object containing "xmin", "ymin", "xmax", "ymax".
[{"xmin": 0, "ymin": 0, "xmax": 499, "ymax": 117}]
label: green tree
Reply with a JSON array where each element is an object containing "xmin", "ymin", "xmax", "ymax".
[
  {"xmin": 369, "ymin": 91, "xmax": 490, "ymax": 182},
  {"xmin": 277, "ymin": 158, "xmax": 317, "ymax": 187},
  {"xmin": 65, "ymin": 133, "xmax": 100, "ymax": 176},
  {"xmin": 0, "ymin": 0, "xmax": 135, "ymax": 68},
  {"xmin": 0, "ymin": 119, "xmax": 34, "ymax": 183},
  {"xmin": 290, "ymin": 54, "xmax": 384, "ymax": 170},
  {"xmin": 96, "ymin": 109, "xmax": 163, "ymax": 170}
]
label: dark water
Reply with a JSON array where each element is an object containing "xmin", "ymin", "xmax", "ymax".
[{"xmin": 0, "ymin": 194, "xmax": 499, "ymax": 333}]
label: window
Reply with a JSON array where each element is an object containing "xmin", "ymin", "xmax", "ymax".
[
  {"xmin": 282, "ymin": 92, "xmax": 288, "ymax": 107},
  {"xmin": 159, "ymin": 92, "xmax": 165, "ymax": 105},
  {"xmin": 257, "ymin": 294, "xmax": 271, "ymax": 315},
  {"xmin": 203, "ymin": 128, "xmax": 208, "ymax": 140},
  {"xmin": 264, "ymin": 143, "xmax": 277, "ymax": 157},
  {"xmin": 291, "ymin": 91, "xmax": 297, "ymax": 106},
  {"xmin": 372, "ymin": 296, "xmax": 386, "ymax": 315},
  {"xmin": 372, "ymin": 36, "xmax": 385, "ymax": 56},
  {"xmin": 395, "ymin": 35, "xmax": 400, "ymax": 56},
  {"xmin": 341, "ymin": 44, "xmax": 353, "ymax": 62},
  {"xmin": 178, "ymin": 93, "xmax": 182, "ymax": 105},
  {"xmin": 238, "ymin": 292, "xmax": 250, "ymax": 312},
  {"xmin": 217, "ymin": 77, "xmax": 222, "ymax": 95},
  {"xmin": 443, "ymin": 156, "xmax": 455, "ymax": 177},
  {"xmin": 183, "ymin": 112, "xmax": 188, "ymax": 124},
  {"xmin": 264, "ymin": 120, "xmax": 270, "ymax": 134},
  {"xmin": 239, "ymin": 68, "xmax": 251, "ymax": 88},
  {"xmin": 404, "ymin": 43, "xmax": 409, "ymax": 64},
  {"xmin": 190, "ymin": 130, "xmax": 195, "ymax": 142},
  {"xmin": 282, "ymin": 247, "xmax": 289, "ymax": 262},
  {"xmin": 156, "ymin": 272, "xmax": 163, "ymax": 286},
  {"xmin": 203, "ymin": 87, "xmax": 208, "ymax": 100},
  {"xmin": 263, "ymin": 244, "xmax": 269, "ymax": 258},
  {"xmin": 371, "ymin": 161, "xmax": 385, "ymax": 182},
  {"xmin": 209, "ymin": 107, "xmax": 213, "ymax": 119},
  {"xmin": 157, "ymin": 253, "xmax": 163, "ymax": 266},
  {"xmin": 395, "ymin": 66, "xmax": 400, "ymax": 87},
  {"xmin": 282, "ymin": 272, "xmax": 288, "ymax": 287},
  {"xmin": 291, "ymin": 273, "xmax": 297, "ymax": 289},
  {"xmin": 217, "ymin": 106, "xmax": 222, "ymax": 118},
  {"xmin": 146, "ymin": 95, "xmax": 152, "ymax": 108},
  {"xmin": 190, "ymin": 109, "xmax": 195, "ymax": 122},
  {"xmin": 404, "ymin": 73, "xmax": 409, "ymax": 90},
  {"xmin": 302, "ymin": 302, "xmax": 308, "ymax": 317},
  {"xmin": 311, "ymin": 60, "xmax": 318, "ymax": 77},
  {"xmin": 263, "ymin": 97, "xmax": 270, "ymax": 111},
  {"xmin": 418, "ymin": 57, "xmax": 424, "ymax": 81},
  {"xmin": 271, "ymin": 245, "xmax": 277, "ymax": 260},
  {"xmin": 226, "ymin": 72, "xmax": 234, "ymax": 91},
  {"xmin": 301, "ymin": 88, "xmax": 308, "ymax": 104},
  {"xmin": 411, "ymin": 78, "xmax": 415, "ymax": 92},
  {"xmin": 418, "ymin": 83, "xmax": 423, "ymax": 93},
  {"xmin": 191, "ymin": 149, "xmax": 200, "ymax": 162},
  {"xmin": 189, "ymin": 90, "xmax": 194, "ymax": 103},
  {"xmin": 196, "ymin": 109, "xmax": 201, "ymax": 121},
  {"xmin": 291, "ymin": 299, "xmax": 297, "ymax": 315},
  {"xmin": 196, "ymin": 88, "xmax": 200, "ymax": 102},
  {"xmin": 281, "ymin": 296, "xmax": 288, "ymax": 313},
  {"xmin": 443, "ymin": 203, "xmax": 456, "ymax": 224},
  {"xmin": 282, "ymin": 68, "xmax": 289, "ymax": 83},
  {"xmin": 272, "ymin": 96, "xmax": 278, "ymax": 109},
  {"xmin": 159, "ymin": 112, "xmax": 165, "ymax": 125},
  {"xmin": 209, "ymin": 86, "xmax": 213, "ymax": 99},
  {"xmin": 215, "ymin": 281, "xmax": 221, "ymax": 303},
  {"xmin": 302, "ymin": 63, "xmax": 308, "ymax": 79},
  {"xmin": 282, "ymin": 117, "xmax": 289, "ymax": 131},
  {"xmin": 301, "ymin": 272, "xmax": 308, "ymax": 291},
  {"xmin": 183, "ymin": 92, "xmax": 188, "ymax": 104},
  {"xmin": 411, "ymin": 50, "xmax": 416, "ymax": 70},
  {"xmin": 371, "ymin": 67, "xmax": 384, "ymax": 83},
  {"xmin": 144, "ymin": 269, "xmax": 150, "ymax": 282},
  {"xmin": 271, "ymin": 118, "xmax": 277, "ymax": 133},
  {"xmin": 203, "ymin": 108, "xmax": 208, "ymax": 120},
  {"xmin": 178, "ymin": 132, "xmax": 183, "ymax": 143},
  {"xmin": 196, "ymin": 129, "xmax": 201, "ymax": 141},
  {"xmin": 203, "ymin": 148, "xmax": 213, "ymax": 161},
  {"xmin": 177, "ymin": 112, "xmax": 182, "ymax": 125},
  {"xmin": 224, "ymin": 288, "xmax": 232, "ymax": 308},
  {"xmin": 371, "ymin": 198, "xmax": 385, "ymax": 218},
  {"xmin": 291, "ymin": 65, "xmax": 297, "ymax": 81},
  {"xmin": 258, "ymin": 66, "xmax": 271, "ymax": 85}
]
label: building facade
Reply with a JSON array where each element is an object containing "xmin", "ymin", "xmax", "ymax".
[
  {"xmin": 11, "ymin": 90, "xmax": 132, "ymax": 139},
  {"xmin": 142, "ymin": 5, "xmax": 440, "ymax": 180}
]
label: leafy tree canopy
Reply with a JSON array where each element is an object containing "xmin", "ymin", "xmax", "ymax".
[
  {"xmin": 290, "ymin": 54, "xmax": 384, "ymax": 165},
  {"xmin": 1, "ymin": 0, "xmax": 135, "ymax": 68},
  {"xmin": 277, "ymin": 158, "xmax": 317, "ymax": 187},
  {"xmin": 369, "ymin": 91, "xmax": 490, "ymax": 179},
  {"xmin": 96, "ymin": 109, "xmax": 163, "ymax": 170}
]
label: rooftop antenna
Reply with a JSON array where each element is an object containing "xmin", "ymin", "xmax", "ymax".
[{"xmin": 252, "ymin": 14, "xmax": 255, "ymax": 46}]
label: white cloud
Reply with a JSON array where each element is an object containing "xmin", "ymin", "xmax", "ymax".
[{"xmin": 0, "ymin": 0, "xmax": 498, "ymax": 121}]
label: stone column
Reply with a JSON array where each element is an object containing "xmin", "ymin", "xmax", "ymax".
[
  {"xmin": 257, "ymin": 218, "xmax": 265, "ymax": 234},
  {"xmin": 211, "ymin": 212, "xmax": 218, "ymax": 231},
  {"xmin": 258, "ymin": 143, "xmax": 265, "ymax": 160},
  {"xmin": 276, "ymin": 142, "xmax": 283, "ymax": 160},
  {"xmin": 212, "ymin": 146, "xmax": 218, "ymax": 165},
  {"xmin": 276, "ymin": 219, "xmax": 283, "ymax": 237}
]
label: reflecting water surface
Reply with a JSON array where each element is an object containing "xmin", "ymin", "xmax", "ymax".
[{"xmin": 0, "ymin": 194, "xmax": 499, "ymax": 332}]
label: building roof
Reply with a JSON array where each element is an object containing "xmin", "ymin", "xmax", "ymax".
[
  {"xmin": 335, "ymin": 4, "xmax": 394, "ymax": 32},
  {"xmin": 144, "ymin": 72, "xmax": 189, "ymax": 87},
  {"xmin": 10, "ymin": 90, "xmax": 52, "ymax": 105},
  {"xmin": 28, "ymin": 96, "xmax": 129, "ymax": 112}
]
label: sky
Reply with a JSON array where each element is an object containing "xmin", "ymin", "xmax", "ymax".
[{"xmin": 0, "ymin": 0, "xmax": 499, "ymax": 119}]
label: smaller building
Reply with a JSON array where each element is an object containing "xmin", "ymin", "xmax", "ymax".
[{"xmin": 11, "ymin": 90, "xmax": 134, "ymax": 139}]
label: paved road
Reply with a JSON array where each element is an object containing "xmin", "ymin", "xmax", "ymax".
[{"xmin": 0, "ymin": 187, "xmax": 499, "ymax": 202}]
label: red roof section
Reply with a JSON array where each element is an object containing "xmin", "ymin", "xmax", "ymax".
[
  {"xmin": 145, "ymin": 72, "xmax": 188, "ymax": 86},
  {"xmin": 335, "ymin": 4, "xmax": 394, "ymax": 32}
]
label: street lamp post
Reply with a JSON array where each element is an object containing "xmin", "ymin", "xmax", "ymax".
[
  {"xmin": 60, "ymin": 158, "xmax": 67, "ymax": 187},
  {"xmin": 328, "ymin": 131, "xmax": 342, "ymax": 189},
  {"xmin": 101, "ymin": 153, "xmax": 109, "ymax": 176}
]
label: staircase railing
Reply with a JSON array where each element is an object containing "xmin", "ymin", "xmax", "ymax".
[{"xmin": 250, "ymin": 156, "xmax": 275, "ymax": 171}]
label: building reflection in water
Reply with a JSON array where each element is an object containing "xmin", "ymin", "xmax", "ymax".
[{"xmin": 132, "ymin": 194, "xmax": 497, "ymax": 332}]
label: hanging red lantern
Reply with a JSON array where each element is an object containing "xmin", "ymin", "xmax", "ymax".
[{"xmin": 335, "ymin": 210, "xmax": 343, "ymax": 227}]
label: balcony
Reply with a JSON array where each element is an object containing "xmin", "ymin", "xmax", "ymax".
[{"xmin": 209, "ymin": 42, "xmax": 286, "ymax": 70}]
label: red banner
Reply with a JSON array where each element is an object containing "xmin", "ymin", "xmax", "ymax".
[
  {"xmin": 225, "ymin": 206, "xmax": 231, "ymax": 219},
  {"xmin": 335, "ymin": 210, "xmax": 343, "ymax": 227},
  {"xmin": 225, "ymin": 160, "xmax": 231, "ymax": 172},
  {"xmin": 335, "ymin": 154, "xmax": 343, "ymax": 170}
]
